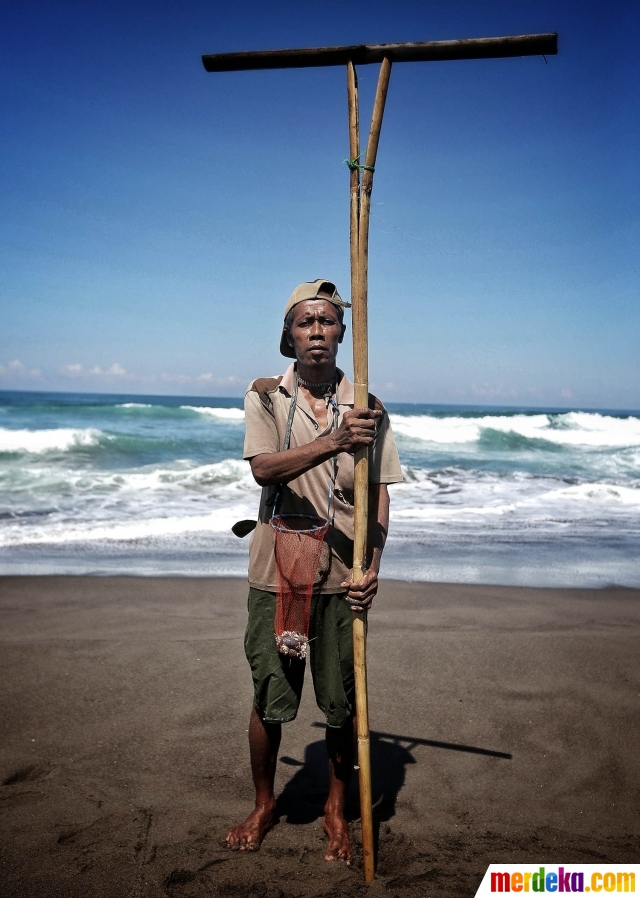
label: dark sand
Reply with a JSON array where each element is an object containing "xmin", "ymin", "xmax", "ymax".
[{"xmin": 0, "ymin": 576, "xmax": 638, "ymax": 897}]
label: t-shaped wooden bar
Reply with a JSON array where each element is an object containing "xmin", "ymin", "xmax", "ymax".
[
  {"xmin": 203, "ymin": 33, "xmax": 557, "ymax": 883},
  {"xmin": 202, "ymin": 33, "xmax": 557, "ymax": 72}
]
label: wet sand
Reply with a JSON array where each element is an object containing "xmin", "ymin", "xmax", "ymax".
[{"xmin": 1, "ymin": 576, "xmax": 638, "ymax": 897}]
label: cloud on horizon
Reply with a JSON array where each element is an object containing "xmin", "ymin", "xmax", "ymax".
[
  {"xmin": 60, "ymin": 362, "xmax": 130, "ymax": 380},
  {"xmin": 0, "ymin": 359, "xmax": 42, "ymax": 381},
  {"xmin": 56, "ymin": 363, "xmax": 244, "ymax": 392}
]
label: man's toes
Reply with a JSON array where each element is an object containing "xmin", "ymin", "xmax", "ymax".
[
  {"xmin": 325, "ymin": 851, "xmax": 351, "ymax": 864},
  {"xmin": 225, "ymin": 827, "xmax": 253, "ymax": 851},
  {"xmin": 239, "ymin": 836, "xmax": 259, "ymax": 852},
  {"xmin": 324, "ymin": 839, "xmax": 351, "ymax": 863}
]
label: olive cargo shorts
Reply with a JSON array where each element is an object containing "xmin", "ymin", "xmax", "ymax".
[{"xmin": 245, "ymin": 587, "xmax": 362, "ymax": 729}]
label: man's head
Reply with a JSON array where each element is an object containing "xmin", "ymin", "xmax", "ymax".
[{"xmin": 280, "ymin": 279, "xmax": 350, "ymax": 360}]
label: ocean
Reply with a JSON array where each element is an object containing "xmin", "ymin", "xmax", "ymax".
[{"xmin": 1, "ymin": 390, "xmax": 638, "ymax": 587}]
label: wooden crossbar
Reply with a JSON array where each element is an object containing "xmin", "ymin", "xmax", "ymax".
[{"xmin": 203, "ymin": 33, "xmax": 557, "ymax": 72}]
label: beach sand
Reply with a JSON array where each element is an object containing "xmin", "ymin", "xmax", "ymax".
[{"xmin": 1, "ymin": 576, "xmax": 638, "ymax": 897}]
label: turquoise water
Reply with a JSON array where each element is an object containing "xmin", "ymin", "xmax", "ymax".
[{"xmin": 1, "ymin": 390, "xmax": 639, "ymax": 586}]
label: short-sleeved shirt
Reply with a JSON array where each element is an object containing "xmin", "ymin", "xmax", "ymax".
[{"xmin": 243, "ymin": 364, "xmax": 403, "ymax": 594}]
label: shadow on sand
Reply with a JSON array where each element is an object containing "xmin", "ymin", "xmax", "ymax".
[{"xmin": 276, "ymin": 724, "xmax": 511, "ymax": 834}]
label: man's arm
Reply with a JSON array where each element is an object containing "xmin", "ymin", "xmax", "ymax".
[
  {"xmin": 340, "ymin": 482, "xmax": 390, "ymax": 612},
  {"xmin": 250, "ymin": 408, "xmax": 382, "ymax": 486},
  {"xmin": 367, "ymin": 482, "xmax": 390, "ymax": 578}
]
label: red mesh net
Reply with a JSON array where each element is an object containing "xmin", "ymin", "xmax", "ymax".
[{"xmin": 271, "ymin": 514, "xmax": 329, "ymax": 660}]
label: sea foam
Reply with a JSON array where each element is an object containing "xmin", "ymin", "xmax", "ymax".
[
  {"xmin": 118, "ymin": 403, "xmax": 153, "ymax": 408},
  {"xmin": 0, "ymin": 427, "xmax": 102, "ymax": 455},
  {"xmin": 0, "ymin": 506, "xmax": 252, "ymax": 547},
  {"xmin": 181, "ymin": 406, "xmax": 245, "ymax": 420}
]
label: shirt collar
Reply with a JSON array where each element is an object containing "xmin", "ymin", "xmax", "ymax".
[{"xmin": 280, "ymin": 364, "xmax": 355, "ymax": 405}]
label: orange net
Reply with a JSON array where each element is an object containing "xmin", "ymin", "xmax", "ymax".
[{"xmin": 271, "ymin": 514, "xmax": 329, "ymax": 660}]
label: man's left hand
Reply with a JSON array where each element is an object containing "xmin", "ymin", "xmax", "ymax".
[{"xmin": 340, "ymin": 569, "xmax": 379, "ymax": 613}]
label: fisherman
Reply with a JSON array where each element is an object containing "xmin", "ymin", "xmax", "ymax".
[{"xmin": 226, "ymin": 279, "xmax": 403, "ymax": 863}]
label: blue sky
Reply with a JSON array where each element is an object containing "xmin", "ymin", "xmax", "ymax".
[{"xmin": 1, "ymin": 0, "xmax": 638, "ymax": 408}]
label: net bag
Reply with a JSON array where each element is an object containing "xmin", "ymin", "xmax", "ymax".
[{"xmin": 270, "ymin": 513, "xmax": 329, "ymax": 660}]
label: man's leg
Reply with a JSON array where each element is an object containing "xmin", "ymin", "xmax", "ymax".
[
  {"xmin": 232, "ymin": 588, "xmax": 305, "ymax": 851},
  {"xmin": 324, "ymin": 713, "xmax": 356, "ymax": 863},
  {"xmin": 225, "ymin": 706, "xmax": 281, "ymax": 850},
  {"xmin": 309, "ymin": 592, "xmax": 361, "ymax": 864},
  {"xmin": 308, "ymin": 592, "xmax": 361, "ymax": 863}
]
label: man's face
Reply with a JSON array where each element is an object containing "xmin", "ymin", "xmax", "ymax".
[{"xmin": 286, "ymin": 299, "xmax": 345, "ymax": 368}]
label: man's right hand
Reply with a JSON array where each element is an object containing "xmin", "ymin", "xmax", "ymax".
[
  {"xmin": 250, "ymin": 408, "xmax": 383, "ymax": 487},
  {"xmin": 330, "ymin": 408, "xmax": 382, "ymax": 454}
]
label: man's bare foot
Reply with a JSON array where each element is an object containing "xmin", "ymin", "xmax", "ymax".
[
  {"xmin": 323, "ymin": 805, "xmax": 352, "ymax": 864},
  {"xmin": 225, "ymin": 802, "xmax": 276, "ymax": 852}
]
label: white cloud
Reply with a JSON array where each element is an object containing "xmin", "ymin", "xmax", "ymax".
[
  {"xmin": 55, "ymin": 364, "xmax": 243, "ymax": 393},
  {"xmin": 60, "ymin": 363, "xmax": 84, "ymax": 376},
  {"xmin": 60, "ymin": 362, "xmax": 131, "ymax": 380},
  {"xmin": 0, "ymin": 359, "xmax": 42, "ymax": 381},
  {"xmin": 160, "ymin": 372, "xmax": 191, "ymax": 384},
  {"xmin": 160, "ymin": 372, "xmax": 243, "ymax": 387},
  {"xmin": 211, "ymin": 374, "xmax": 243, "ymax": 387}
]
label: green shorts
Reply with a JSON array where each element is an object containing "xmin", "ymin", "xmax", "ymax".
[{"xmin": 245, "ymin": 587, "xmax": 362, "ymax": 729}]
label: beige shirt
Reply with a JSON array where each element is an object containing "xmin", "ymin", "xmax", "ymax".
[{"xmin": 243, "ymin": 364, "xmax": 403, "ymax": 594}]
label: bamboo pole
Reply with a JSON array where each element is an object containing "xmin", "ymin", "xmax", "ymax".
[
  {"xmin": 349, "ymin": 56, "xmax": 392, "ymax": 885},
  {"xmin": 347, "ymin": 61, "xmax": 360, "ymax": 297}
]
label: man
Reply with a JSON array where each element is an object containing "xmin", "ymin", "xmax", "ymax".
[{"xmin": 226, "ymin": 279, "xmax": 403, "ymax": 863}]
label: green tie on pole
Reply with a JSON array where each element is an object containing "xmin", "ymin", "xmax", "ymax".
[{"xmin": 202, "ymin": 32, "xmax": 558, "ymax": 882}]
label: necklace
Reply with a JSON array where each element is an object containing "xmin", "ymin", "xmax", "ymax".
[
  {"xmin": 296, "ymin": 375, "xmax": 335, "ymax": 391},
  {"xmin": 295, "ymin": 372, "xmax": 338, "ymax": 409}
]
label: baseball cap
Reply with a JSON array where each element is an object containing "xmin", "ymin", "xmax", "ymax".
[{"xmin": 279, "ymin": 279, "xmax": 351, "ymax": 358}]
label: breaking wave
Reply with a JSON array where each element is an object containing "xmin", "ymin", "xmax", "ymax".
[
  {"xmin": 181, "ymin": 406, "xmax": 245, "ymax": 420},
  {"xmin": 0, "ymin": 427, "xmax": 103, "ymax": 455},
  {"xmin": 389, "ymin": 411, "xmax": 640, "ymax": 450}
]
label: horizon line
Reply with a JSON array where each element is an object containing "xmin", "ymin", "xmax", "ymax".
[{"xmin": 1, "ymin": 387, "xmax": 638, "ymax": 416}]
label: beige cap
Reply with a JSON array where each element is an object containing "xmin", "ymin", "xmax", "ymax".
[{"xmin": 280, "ymin": 279, "xmax": 351, "ymax": 358}]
